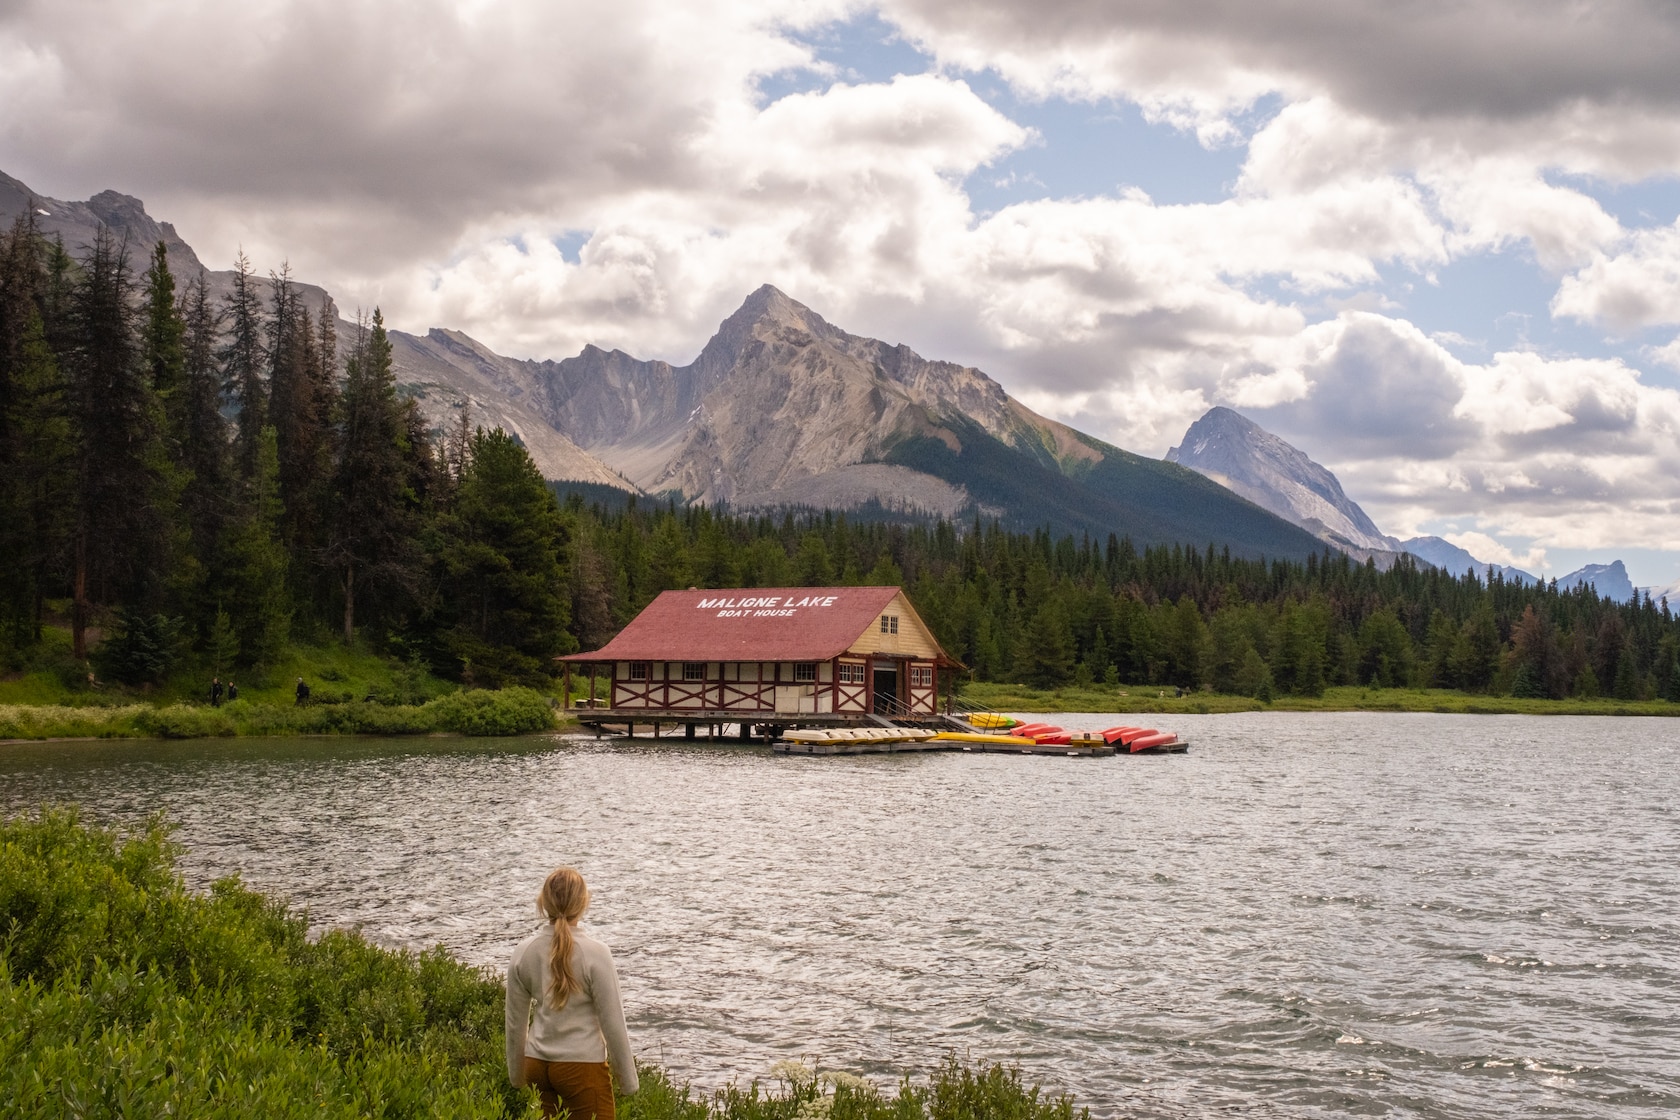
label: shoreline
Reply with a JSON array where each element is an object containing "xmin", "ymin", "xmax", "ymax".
[
  {"xmin": 4, "ymin": 689, "xmax": 1677, "ymax": 746},
  {"xmin": 957, "ymin": 682, "xmax": 1680, "ymax": 718}
]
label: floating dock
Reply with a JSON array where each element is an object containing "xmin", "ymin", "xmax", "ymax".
[{"xmin": 772, "ymin": 727, "xmax": 1117, "ymax": 757}]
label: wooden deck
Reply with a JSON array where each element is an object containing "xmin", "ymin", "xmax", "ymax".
[
  {"xmin": 773, "ymin": 738, "xmax": 1115, "ymax": 758},
  {"xmin": 569, "ymin": 707, "xmax": 954, "ymax": 739}
]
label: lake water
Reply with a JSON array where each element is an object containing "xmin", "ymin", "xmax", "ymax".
[{"xmin": 3, "ymin": 711, "xmax": 1677, "ymax": 1118}]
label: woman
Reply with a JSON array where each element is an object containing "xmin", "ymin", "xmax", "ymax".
[{"xmin": 505, "ymin": 867, "xmax": 638, "ymax": 1119}]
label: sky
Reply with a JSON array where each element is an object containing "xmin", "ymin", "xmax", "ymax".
[{"xmin": 3, "ymin": 0, "xmax": 1680, "ymax": 590}]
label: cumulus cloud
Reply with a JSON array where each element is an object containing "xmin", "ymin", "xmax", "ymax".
[
  {"xmin": 882, "ymin": 0, "xmax": 1680, "ymax": 169},
  {"xmin": 0, "ymin": 0, "xmax": 836, "ymax": 278},
  {"xmin": 1553, "ymin": 220, "xmax": 1680, "ymax": 329}
]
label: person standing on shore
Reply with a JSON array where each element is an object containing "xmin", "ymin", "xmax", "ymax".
[
  {"xmin": 226, "ymin": 681, "xmax": 238, "ymax": 702},
  {"xmin": 294, "ymin": 677, "xmax": 310, "ymax": 705},
  {"xmin": 505, "ymin": 867, "xmax": 637, "ymax": 1119},
  {"xmin": 210, "ymin": 677, "xmax": 223, "ymax": 707}
]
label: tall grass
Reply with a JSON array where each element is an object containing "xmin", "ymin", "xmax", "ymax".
[
  {"xmin": 1, "ymin": 809, "xmax": 1087, "ymax": 1120},
  {"xmin": 0, "ymin": 687, "xmax": 557, "ymax": 741},
  {"xmin": 958, "ymin": 680, "xmax": 1680, "ymax": 717}
]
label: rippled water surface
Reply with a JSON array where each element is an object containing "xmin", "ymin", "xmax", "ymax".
[{"xmin": 4, "ymin": 711, "xmax": 1678, "ymax": 1118}]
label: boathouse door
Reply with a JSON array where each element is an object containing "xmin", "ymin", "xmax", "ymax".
[{"xmin": 871, "ymin": 663, "xmax": 900, "ymax": 714}]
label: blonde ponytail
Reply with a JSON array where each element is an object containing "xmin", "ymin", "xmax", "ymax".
[{"xmin": 537, "ymin": 867, "xmax": 589, "ymax": 1009}]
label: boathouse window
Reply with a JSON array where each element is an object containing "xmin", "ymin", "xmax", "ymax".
[
  {"xmin": 880, "ymin": 614, "xmax": 898, "ymax": 634},
  {"xmin": 628, "ymin": 662, "xmax": 649, "ymax": 681},
  {"xmin": 838, "ymin": 663, "xmax": 865, "ymax": 684},
  {"xmin": 682, "ymin": 662, "xmax": 707, "ymax": 681},
  {"xmin": 793, "ymin": 662, "xmax": 817, "ymax": 682},
  {"xmin": 910, "ymin": 666, "xmax": 933, "ymax": 687}
]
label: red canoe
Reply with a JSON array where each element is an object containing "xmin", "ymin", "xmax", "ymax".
[
  {"xmin": 1032, "ymin": 731, "xmax": 1073, "ymax": 745},
  {"xmin": 1101, "ymin": 725, "xmax": 1144, "ymax": 744},
  {"xmin": 1128, "ymin": 731, "xmax": 1180, "ymax": 753}
]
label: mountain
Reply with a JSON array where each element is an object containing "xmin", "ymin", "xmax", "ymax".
[
  {"xmin": 1556, "ymin": 561, "xmax": 1635, "ymax": 603},
  {"xmin": 1398, "ymin": 535, "xmax": 1537, "ymax": 586},
  {"xmin": 1165, "ymin": 406, "xmax": 1405, "ymax": 561},
  {"xmin": 0, "ymin": 171, "xmax": 337, "ymax": 319},
  {"xmin": 381, "ymin": 328, "xmax": 638, "ymax": 490},
  {"xmin": 416, "ymin": 285, "xmax": 1328, "ymax": 558},
  {"xmin": 0, "ymin": 172, "xmax": 1330, "ymax": 560}
]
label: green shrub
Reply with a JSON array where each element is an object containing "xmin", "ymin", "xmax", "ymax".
[
  {"xmin": 425, "ymin": 687, "xmax": 555, "ymax": 736},
  {"xmin": 0, "ymin": 808, "xmax": 517, "ymax": 1118},
  {"xmin": 135, "ymin": 703, "xmax": 237, "ymax": 739}
]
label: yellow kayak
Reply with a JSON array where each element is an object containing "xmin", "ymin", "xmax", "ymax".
[{"xmin": 964, "ymin": 713, "xmax": 1018, "ymax": 729}]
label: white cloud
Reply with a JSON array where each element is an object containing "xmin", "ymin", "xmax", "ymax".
[
  {"xmin": 1443, "ymin": 532, "xmax": 1547, "ymax": 572},
  {"xmin": 1553, "ymin": 220, "xmax": 1680, "ymax": 329}
]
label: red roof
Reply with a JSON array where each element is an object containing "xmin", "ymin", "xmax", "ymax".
[{"xmin": 561, "ymin": 586, "xmax": 931, "ymax": 663}]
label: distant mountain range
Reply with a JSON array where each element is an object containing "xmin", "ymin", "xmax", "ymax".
[
  {"xmin": 0, "ymin": 172, "xmax": 1328, "ymax": 562},
  {"xmin": 389, "ymin": 283, "xmax": 1326, "ymax": 559},
  {"xmin": 1163, "ymin": 403, "xmax": 1663, "ymax": 603},
  {"xmin": 1383, "ymin": 535, "xmax": 1539, "ymax": 588}
]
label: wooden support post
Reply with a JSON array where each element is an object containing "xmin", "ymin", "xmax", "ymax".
[
  {"xmin": 685, "ymin": 723, "xmax": 696, "ymax": 740},
  {"xmin": 562, "ymin": 663, "xmax": 572, "ymax": 710}
]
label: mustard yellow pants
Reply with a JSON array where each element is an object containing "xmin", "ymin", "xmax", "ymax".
[{"xmin": 522, "ymin": 1058, "xmax": 614, "ymax": 1120}]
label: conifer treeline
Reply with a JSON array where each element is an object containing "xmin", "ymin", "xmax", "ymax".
[
  {"xmin": 0, "ymin": 217, "xmax": 569, "ymax": 687},
  {"xmin": 563, "ymin": 500, "xmax": 1680, "ymax": 700},
  {"xmin": 2, "ymin": 215, "xmax": 1676, "ymax": 701}
]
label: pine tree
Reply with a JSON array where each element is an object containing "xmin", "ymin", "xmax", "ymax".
[
  {"xmin": 174, "ymin": 271, "xmax": 230, "ymax": 626},
  {"xmin": 266, "ymin": 263, "xmax": 326, "ymax": 558},
  {"xmin": 140, "ymin": 242, "xmax": 185, "ymax": 398},
  {"xmin": 220, "ymin": 250, "xmax": 266, "ymax": 478},
  {"xmin": 65, "ymin": 229, "xmax": 173, "ymax": 659},
  {"xmin": 1023, "ymin": 598, "xmax": 1075, "ymax": 688},
  {"xmin": 0, "ymin": 211, "xmax": 73, "ymax": 650},
  {"xmin": 218, "ymin": 427, "xmax": 290, "ymax": 665},
  {"xmin": 328, "ymin": 309, "xmax": 422, "ymax": 643},
  {"xmin": 432, "ymin": 427, "xmax": 573, "ymax": 684}
]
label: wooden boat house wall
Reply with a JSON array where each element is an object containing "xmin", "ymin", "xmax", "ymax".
[{"xmin": 559, "ymin": 586, "xmax": 960, "ymax": 719}]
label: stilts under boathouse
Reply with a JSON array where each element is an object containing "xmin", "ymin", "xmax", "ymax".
[{"xmin": 558, "ymin": 586, "xmax": 965, "ymax": 741}]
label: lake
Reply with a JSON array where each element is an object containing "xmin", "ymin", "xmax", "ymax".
[{"xmin": 3, "ymin": 711, "xmax": 1677, "ymax": 1118}]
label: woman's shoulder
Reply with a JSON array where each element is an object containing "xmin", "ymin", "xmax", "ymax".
[
  {"xmin": 511, "ymin": 924, "xmax": 551, "ymax": 961},
  {"xmin": 573, "ymin": 927, "xmax": 617, "ymax": 962}
]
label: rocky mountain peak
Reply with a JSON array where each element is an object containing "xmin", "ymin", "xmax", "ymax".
[
  {"xmin": 690, "ymin": 284, "xmax": 834, "ymax": 379},
  {"xmin": 1167, "ymin": 406, "xmax": 1397, "ymax": 555},
  {"xmin": 0, "ymin": 174, "xmax": 205, "ymax": 276},
  {"xmin": 1558, "ymin": 560, "xmax": 1635, "ymax": 602}
]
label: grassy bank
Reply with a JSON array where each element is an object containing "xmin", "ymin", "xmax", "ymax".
[
  {"xmin": 957, "ymin": 681, "xmax": 1680, "ymax": 717},
  {"xmin": 0, "ymin": 808, "xmax": 1085, "ymax": 1119},
  {"xmin": 0, "ymin": 626, "xmax": 463, "ymax": 709},
  {"xmin": 0, "ymin": 687, "xmax": 558, "ymax": 741}
]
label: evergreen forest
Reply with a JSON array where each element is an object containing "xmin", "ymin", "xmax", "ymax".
[{"xmin": 3, "ymin": 215, "xmax": 1678, "ymax": 704}]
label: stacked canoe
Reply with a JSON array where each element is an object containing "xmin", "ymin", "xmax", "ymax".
[
  {"xmin": 1100, "ymin": 725, "xmax": 1189, "ymax": 753},
  {"xmin": 951, "ymin": 715, "xmax": 1189, "ymax": 754}
]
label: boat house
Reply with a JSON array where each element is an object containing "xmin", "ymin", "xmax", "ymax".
[{"xmin": 560, "ymin": 586, "xmax": 962, "ymax": 736}]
